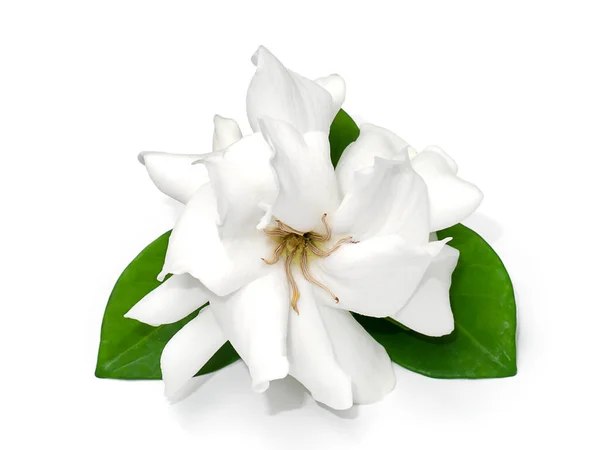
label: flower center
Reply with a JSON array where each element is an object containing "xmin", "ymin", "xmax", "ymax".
[{"xmin": 261, "ymin": 213, "xmax": 357, "ymax": 314}]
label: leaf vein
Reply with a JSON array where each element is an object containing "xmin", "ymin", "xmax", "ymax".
[
  {"xmin": 102, "ymin": 326, "xmax": 165, "ymax": 371},
  {"xmin": 456, "ymin": 323, "xmax": 510, "ymax": 371}
]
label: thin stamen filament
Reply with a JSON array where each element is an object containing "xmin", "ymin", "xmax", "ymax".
[
  {"xmin": 285, "ymin": 247, "xmax": 301, "ymax": 314},
  {"xmin": 321, "ymin": 236, "xmax": 356, "ymax": 256},
  {"xmin": 307, "ymin": 236, "xmax": 356, "ymax": 258},
  {"xmin": 307, "ymin": 213, "xmax": 331, "ymax": 242},
  {"xmin": 301, "ymin": 248, "xmax": 339, "ymax": 303},
  {"xmin": 263, "ymin": 228, "xmax": 290, "ymax": 238},
  {"xmin": 276, "ymin": 220, "xmax": 303, "ymax": 236},
  {"xmin": 306, "ymin": 241, "xmax": 330, "ymax": 257},
  {"xmin": 261, "ymin": 240, "xmax": 286, "ymax": 265}
]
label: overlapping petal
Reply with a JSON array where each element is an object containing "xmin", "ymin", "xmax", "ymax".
[
  {"xmin": 313, "ymin": 235, "xmax": 451, "ymax": 317},
  {"xmin": 259, "ymin": 117, "xmax": 340, "ymax": 231},
  {"xmin": 160, "ymin": 306, "xmax": 227, "ymax": 399},
  {"xmin": 317, "ymin": 305, "xmax": 396, "ymax": 405},
  {"xmin": 159, "ymin": 133, "xmax": 278, "ymax": 295},
  {"xmin": 124, "ymin": 274, "xmax": 207, "ymax": 326},
  {"xmin": 138, "ymin": 151, "xmax": 208, "ymax": 204},
  {"xmin": 315, "ymin": 74, "xmax": 346, "ymax": 113},
  {"xmin": 212, "ymin": 114, "xmax": 242, "ymax": 151},
  {"xmin": 393, "ymin": 244, "xmax": 459, "ymax": 336},
  {"xmin": 287, "ymin": 276, "xmax": 353, "ymax": 410},
  {"xmin": 158, "ymin": 183, "xmax": 271, "ymax": 297},
  {"xmin": 247, "ymin": 46, "xmax": 336, "ymax": 133},
  {"xmin": 335, "ymin": 124, "xmax": 410, "ymax": 195},
  {"xmin": 333, "ymin": 154, "xmax": 430, "ymax": 244},
  {"xmin": 411, "ymin": 146, "xmax": 483, "ymax": 231},
  {"xmin": 335, "ymin": 124, "xmax": 482, "ymax": 231},
  {"xmin": 209, "ymin": 270, "xmax": 290, "ymax": 392},
  {"xmin": 138, "ymin": 116, "xmax": 242, "ymax": 204},
  {"xmin": 194, "ymin": 133, "xmax": 276, "ymax": 238}
]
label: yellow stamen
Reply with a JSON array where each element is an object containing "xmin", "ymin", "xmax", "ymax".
[{"xmin": 261, "ymin": 213, "xmax": 355, "ymax": 313}]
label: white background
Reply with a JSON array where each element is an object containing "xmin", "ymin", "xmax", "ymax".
[{"xmin": 1, "ymin": 1, "xmax": 598, "ymax": 449}]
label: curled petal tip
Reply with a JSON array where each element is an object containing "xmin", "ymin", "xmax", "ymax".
[
  {"xmin": 137, "ymin": 151, "xmax": 147, "ymax": 165},
  {"xmin": 251, "ymin": 45, "xmax": 269, "ymax": 66},
  {"xmin": 250, "ymin": 47, "xmax": 261, "ymax": 66},
  {"xmin": 213, "ymin": 114, "xmax": 235, "ymax": 126}
]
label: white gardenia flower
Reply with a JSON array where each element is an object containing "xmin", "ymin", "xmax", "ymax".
[{"xmin": 125, "ymin": 46, "xmax": 483, "ymax": 410}]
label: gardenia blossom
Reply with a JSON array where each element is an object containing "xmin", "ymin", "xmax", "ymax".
[{"xmin": 125, "ymin": 46, "xmax": 483, "ymax": 410}]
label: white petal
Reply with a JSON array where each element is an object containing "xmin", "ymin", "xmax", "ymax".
[
  {"xmin": 314, "ymin": 235, "xmax": 450, "ymax": 317},
  {"xmin": 315, "ymin": 74, "xmax": 346, "ymax": 113},
  {"xmin": 159, "ymin": 183, "xmax": 271, "ymax": 296},
  {"xmin": 334, "ymin": 124, "xmax": 483, "ymax": 231},
  {"xmin": 318, "ymin": 305, "xmax": 396, "ymax": 404},
  {"xmin": 124, "ymin": 274, "xmax": 207, "ymax": 326},
  {"xmin": 411, "ymin": 146, "xmax": 483, "ymax": 231},
  {"xmin": 138, "ymin": 151, "xmax": 208, "ymax": 204},
  {"xmin": 247, "ymin": 46, "xmax": 335, "ymax": 133},
  {"xmin": 288, "ymin": 276, "xmax": 353, "ymax": 410},
  {"xmin": 160, "ymin": 306, "xmax": 226, "ymax": 400},
  {"xmin": 333, "ymin": 155, "xmax": 430, "ymax": 244},
  {"xmin": 335, "ymin": 124, "xmax": 410, "ymax": 195},
  {"xmin": 212, "ymin": 115, "xmax": 242, "ymax": 151},
  {"xmin": 259, "ymin": 117, "xmax": 340, "ymax": 231},
  {"xmin": 210, "ymin": 270, "xmax": 289, "ymax": 392},
  {"xmin": 393, "ymin": 244, "xmax": 459, "ymax": 336},
  {"xmin": 195, "ymin": 133, "xmax": 276, "ymax": 238}
]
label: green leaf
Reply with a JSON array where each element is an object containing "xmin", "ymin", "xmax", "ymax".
[
  {"xmin": 95, "ymin": 231, "xmax": 240, "ymax": 380},
  {"xmin": 356, "ymin": 224, "xmax": 517, "ymax": 379},
  {"xmin": 329, "ymin": 108, "xmax": 360, "ymax": 167}
]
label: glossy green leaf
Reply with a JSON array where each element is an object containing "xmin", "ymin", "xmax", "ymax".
[
  {"xmin": 329, "ymin": 108, "xmax": 360, "ymax": 167},
  {"xmin": 95, "ymin": 231, "xmax": 239, "ymax": 380},
  {"xmin": 357, "ymin": 224, "xmax": 517, "ymax": 378}
]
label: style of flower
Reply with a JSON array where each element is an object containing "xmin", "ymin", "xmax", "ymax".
[{"xmin": 125, "ymin": 46, "xmax": 483, "ymax": 410}]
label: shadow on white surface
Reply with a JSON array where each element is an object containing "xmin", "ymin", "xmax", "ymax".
[
  {"xmin": 168, "ymin": 373, "xmax": 217, "ymax": 404},
  {"xmin": 263, "ymin": 376, "xmax": 307, "ymax": 415},
  {"xmin": 264, "ymin": 377, "xmax": 360, "ymax": 418},
  {"xmin": 169, "ymin": 362, "xmax": 364, "ymax": 434},
  {"xmin": 318, "ymin": 403, "xmax": 360, "ymax": 419}
]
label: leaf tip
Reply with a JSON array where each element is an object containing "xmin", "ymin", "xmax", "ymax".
[{"xmin": 94, "ymin": 364, "xmax": 109, "ymax": 379}]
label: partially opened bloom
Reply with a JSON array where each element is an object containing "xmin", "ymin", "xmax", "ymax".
[{"xmin": 125, "ymin": 46, "xmax": 482, "ymax": 410}]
